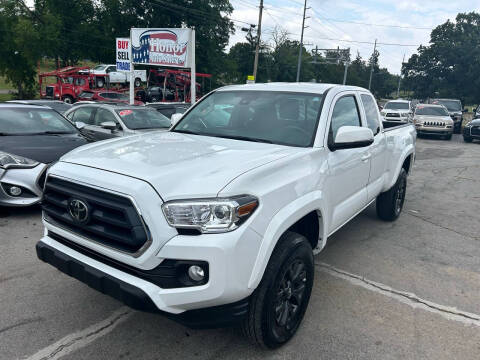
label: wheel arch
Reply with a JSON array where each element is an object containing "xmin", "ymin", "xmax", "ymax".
[
  {"xmin": 386, "ymin": 147, "xmax": 415, "ymax": 190},
  {"xmin": 247, "ymin": 191, "xmax": 327, "ymax": 290}
]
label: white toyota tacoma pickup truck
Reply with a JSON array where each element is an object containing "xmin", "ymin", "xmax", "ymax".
[{"xmin": 36, "ymin": 83, "xmax": 416, "ymax": 348}]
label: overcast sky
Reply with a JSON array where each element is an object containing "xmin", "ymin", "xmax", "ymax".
[{"xmin": 229, "ymin": 0, "xmax": 480, "ymax": 74}]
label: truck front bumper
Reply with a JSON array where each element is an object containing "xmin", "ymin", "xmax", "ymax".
[
  {"xmin": 36, "ymin": 220, "xmax": 262, "ymax": 322},
  {"xmin": 36, "ymin": 239, "xmax": 250, "ymax": 328}
]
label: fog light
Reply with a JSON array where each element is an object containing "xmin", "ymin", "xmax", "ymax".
[
  {"xmin": 187, "ymin": 265, "xmax": 205, "ymax": 281},
  {"xmin": 9, "ymin": 186, "xmax": 22, "ymax": 196}
]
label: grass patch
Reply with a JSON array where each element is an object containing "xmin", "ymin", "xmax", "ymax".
[{"xmin": 0, "ymin": 93, "xmax": 13, "ymax": 102}]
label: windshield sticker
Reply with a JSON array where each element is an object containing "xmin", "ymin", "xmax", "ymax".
[{"xmin": 119, "ymin": 110, "xmax": 133, "ymax": 116}]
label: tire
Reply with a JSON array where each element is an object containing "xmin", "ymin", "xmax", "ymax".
[
  {"xmin": 241, "ymin": 231, "xmax": 314, "ymax": 349},
  {"xmin": 96, "ymin": 77, "xmax": 105, "ymax": 88},
  {"xmin": 445, "ymin": 134, "xmax": 452, "ymax": 140},
  {"xmin": 464, "ymin": 136, "xmax": 473, "ymax": 143},
  {"xmin": 134, "ymin": 78, "xmax": 142, "ymax": 87},
  {"xmin": 376, "ymin": 168, "xmax": 407, "ymax": 221},
  {"xmin": 63, "ymin": 95, "xmax": 73, "ymax": 104}
]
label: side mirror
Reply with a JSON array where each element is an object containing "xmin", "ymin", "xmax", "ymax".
[
  {"xmin": 75, "ymin": 121, "xmax": 86, "ymax": 130},
  {"xmin": 100, "ymin": 121, "xmax": 117, "ymax": 130},
  {"xmin": 170, "ymin": 113, "xmax": 183, "ymax": 127},
  {"xmin": 331, "ymin": 126, "xmax": 374, "ymax": 151}
]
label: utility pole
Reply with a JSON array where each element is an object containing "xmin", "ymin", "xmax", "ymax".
[
  {"xmin": 368, "ymin": 39, "xmax": 377, "ymax": 90},
  {"xmin": 252, "ymin": 0, "xmax": 263, "ymax": 82},
  {"xmin": 343, "ymin": 61, "xmax": 349, "ymax": 85},
  {"xmin": 397, "ymin": 53, "xmax": 405, "ymax": 98},
  {"xmin": 296, "ymin": 0, "xmax": 308, "ymax": 82}
]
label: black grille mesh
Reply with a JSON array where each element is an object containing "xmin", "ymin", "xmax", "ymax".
[{"xmin": 42, "ymin": 177, "xmax": 149, "ymax": 253}]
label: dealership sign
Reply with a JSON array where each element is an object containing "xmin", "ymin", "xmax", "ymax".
[
  {"xmin": 116, "ymin": 38, "xmax": 131, "ymax": 72},
  {"xmin": 130, "ymin": 28, "xmax": 192, "ymax": 68}
]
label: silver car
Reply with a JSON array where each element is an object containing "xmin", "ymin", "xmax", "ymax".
[
  {"xmin": 0, "ymin": 104, "xmax": 88, "ymax": 207},
  {"xmin": 64, "ymin": 104, "xmax": 172, "ymax": 141}
]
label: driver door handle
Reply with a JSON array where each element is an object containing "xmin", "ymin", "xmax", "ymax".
[{"xmin": 361, "ymin": 153, "xmax": 372, "ymax": 162}]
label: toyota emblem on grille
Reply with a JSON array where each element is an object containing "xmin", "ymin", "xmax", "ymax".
[{"xmin": 68, "ymin": 199, "xmax": 90, "ymax": 223}]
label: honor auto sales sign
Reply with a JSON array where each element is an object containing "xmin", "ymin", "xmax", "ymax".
[{"xmin": 131, "ymin": 28, "xmax": 192, "ymax": 68}]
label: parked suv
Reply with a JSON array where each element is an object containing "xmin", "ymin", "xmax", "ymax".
[
  {"xmin": 428, "ymin": 98, "xmax": 465, "ymax": 133},
  {"xmin": 36, "ymin": 83, "xmax": 416, "ymax": 348},
  {"xmin": 413, "ymin": 104, "xmax": 453, "ymax": 140},
  {"xmin": 380, "ymin": 100, "xmax": 412, "ymax": 124},
  {"xmin": 64, "ymin": 104, "xmax": 171, "ymax": 141}
]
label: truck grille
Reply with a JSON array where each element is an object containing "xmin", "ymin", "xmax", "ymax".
[
  {"xmin": 471, "ymin": 126, "xmax": 480, "ymax": 136},
  {"xmin": 386, "ymin": 113, "xmax": 400, "ymax": 117},
  {"xmin": 45, "ymin": 86, "xmax": 54, "ymax": 98},
  {"xmin": 42, "ymin": 177, "xmax": 150, "ymax": 254},
  {"xmin": 424, "ymin": 121, "xmax": 445, "ymax": 127}
]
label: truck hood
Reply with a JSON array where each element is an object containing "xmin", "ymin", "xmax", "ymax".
[
  {"xmin": 383, "ymin": 109, "xmax": 409, "ymax": 114},
  {"xmin": 60, "ymin": 131, "xmax": 297, "ymax": 201}
]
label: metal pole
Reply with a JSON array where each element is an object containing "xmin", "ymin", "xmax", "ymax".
[
  {"xmin": 343, "ymin": 61, "xmax": 349, "ymax": 85},
  {"xmin": 129, "ymin": 29, "xmax": 134, "ymax": 105},
  {"xmin": 397, "ymin": 53, "xmax": 405, "ymax": 98},
  {"xmin": 296, "ymin": 0, "xmax": 308, "ymax": 82},
  {"xmin": 252, "ymin": 0, "xmax": 263, "ymax": 82},
  {"xmin": 368, "ymin": 39, "xmax": 377, "ymax": 91},
  {"xmin": 191, "ymin": 28, "xmax": 196, "ymax": 104}
]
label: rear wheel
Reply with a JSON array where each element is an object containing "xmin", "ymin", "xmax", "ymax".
[
  {"xmin": 376, "ymin": 168, "xmax": 407, "ymax": 221},
  {"xmin": 241, "ymin": 231, "xmax": 314, "ymax": 349},
  {"xmin": 63, "ymin": 95, "xmax": 73, "ymax": 104}
]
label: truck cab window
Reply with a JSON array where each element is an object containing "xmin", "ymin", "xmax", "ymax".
[
  {"xmin": 330, "ymin": 95, "xmax": 361, "ymax": 140},
  {"xmin": 361, "ymin": 94, "xmax": 381, "ymax": 135}
]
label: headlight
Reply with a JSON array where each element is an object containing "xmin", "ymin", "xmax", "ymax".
[
  {"xmin": 162, "ymin": 195, "xmax": 258, "ymax": 233},
  {"xmin": 401, "ymin": 112, "xmax": 410, "ymax": 117},
  {"xmin": 0, "ymin": 151, "xmax": 39, "ymax": 169},
  {"xmin": 464, "ymin": 122, "xmax": 472, "ymax": 128}
]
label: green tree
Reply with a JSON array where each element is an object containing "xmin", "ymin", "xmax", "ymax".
[
  {"xmin": 403, "ymin": 12, "xmax": 480, "ymax": 103},
  {"xmin": 0, "ymin": 0, "xmax": 40, "ymax": 98}
]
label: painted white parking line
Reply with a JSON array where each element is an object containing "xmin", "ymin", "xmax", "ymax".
[
  {"xmin": 24, "ymin": 307, "xmax": 133, "ymax": 360},
  {"xmin": 317, "ymin": 262, "xmax": 480, "ymax": 327}
]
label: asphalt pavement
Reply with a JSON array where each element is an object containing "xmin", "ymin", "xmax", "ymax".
[{"xmin": 1, "ymin": 134, "xmax": 479, "ymax": 360}]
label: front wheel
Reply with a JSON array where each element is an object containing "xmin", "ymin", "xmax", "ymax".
[
  {"xmin": 241, "ymin": 231, "xmax": 314, "ymax": 349},
  {"xmin": 464, "ymin": 136, "xmax": 473, "ymax": 143},
  {"xmin": 376, "ymin": 168, "xmax": 407, "ymax": 221},
  {"xmin": 445, "ymin": 134, "xmax": 452, "ymax": 140}
]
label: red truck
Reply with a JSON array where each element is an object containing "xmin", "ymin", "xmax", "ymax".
[{"xmin": 39, "ymin": 67, "xmax": 108, "ymax": 104}]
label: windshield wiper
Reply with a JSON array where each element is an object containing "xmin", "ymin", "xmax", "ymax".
[
  {"xmin": 134, "ymin": 126, "xmax": 169, "ymax": 130},
  {"xmin": 28, "ymin": 131, "xmax": 74, "ymax": 135},
  {"xmin": 212, "ymin": 134, "xmax": 273, "ymax": 143},
  {"xmin": 173, "ymin": 129, "xmax": 201, "ymax": 135},
  {"xmin": 173, "ymin": 129, "xmax": 273, "ymax": 144}
]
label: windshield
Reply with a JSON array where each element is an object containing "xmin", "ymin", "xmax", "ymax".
[
  {"xmin": 94, "ymin": 65, "xmax": 106, "ymax": 71},
  {"xmin": 384, "ymin": 102, "xmax": 410, "ymax": 110},
  {"xmin": 46, "ymin": 102, "xmax": 72, "ymax": 114},
  {"xmin": 173, "ymin": 91, "xmax": 323, "ymax": 147},
  {"xmin": 79, "ymin": 92, "xmax": 94, "ymax": 99},
  {"xmin": 415, "ymin": 106, "xmax": 449, "ymax": 116},
  {"xmin": 0, "ymin": 107, "xmax": 77, "ymax": 135},
  {"xmin": 115, "ymin": 109, "xmax": 171, "ymax": 129},
  {"xmin": 432, "ymin": 100, "xmax": 462, "ymax": 112}
]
